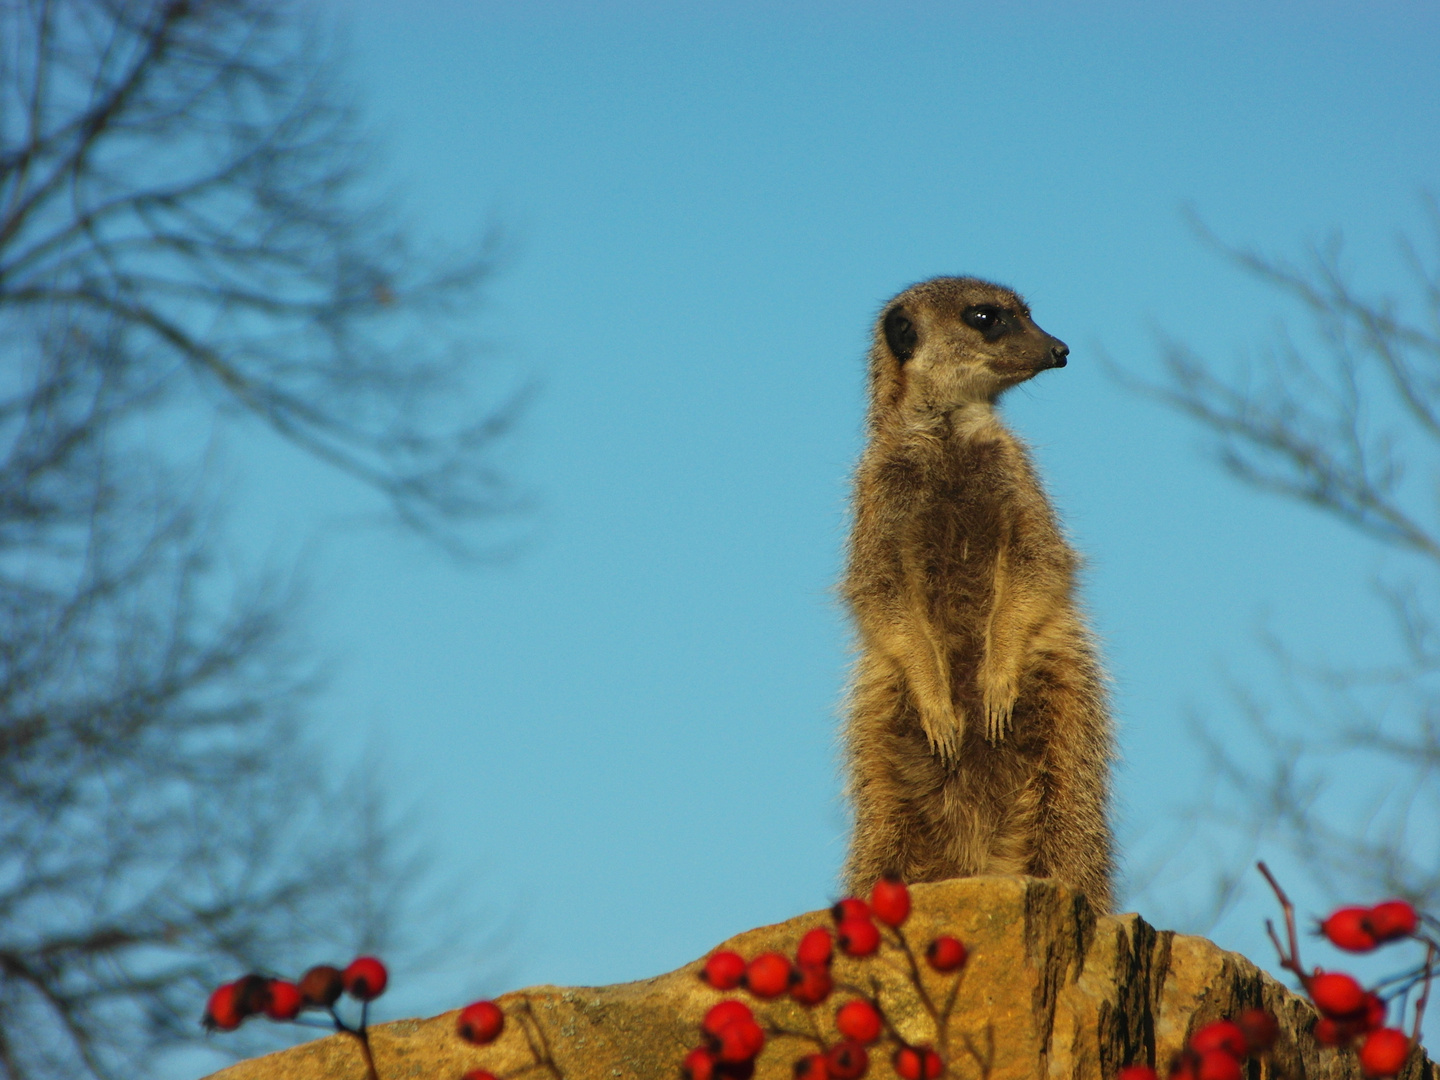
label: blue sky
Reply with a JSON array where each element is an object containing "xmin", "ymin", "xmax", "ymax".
[{"xmin": 182, "ymin": 2, "xmax": 1440, "ymax": 1072}]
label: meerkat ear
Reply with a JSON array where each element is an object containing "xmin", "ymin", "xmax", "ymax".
[{"xmin": 884, "ymin": 307, "xmax": 918, "ymax": 363}]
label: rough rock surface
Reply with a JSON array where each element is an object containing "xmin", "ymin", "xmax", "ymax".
[{"xmin": 204, "ymin": 876, "xmax": 1435, "ymax": 1080}]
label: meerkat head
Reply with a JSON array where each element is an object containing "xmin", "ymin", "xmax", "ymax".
[{"xmin": 868, "ymin": 277, "xmax": 1070, "ymax": 416}]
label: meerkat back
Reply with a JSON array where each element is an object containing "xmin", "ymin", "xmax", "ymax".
[{"xmin": 841, "ymin": 276, "xmax": 1115, "ymax": 912}]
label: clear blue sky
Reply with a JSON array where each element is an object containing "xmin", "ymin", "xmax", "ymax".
[{"xmin": 184, "ymin": 2, "xmax": 1440, "ymax": 1073}]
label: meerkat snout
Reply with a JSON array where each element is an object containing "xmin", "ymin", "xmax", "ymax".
[{"xmin": 1050, "ymin": 342, "xmax": 1070, "ymax": 367}]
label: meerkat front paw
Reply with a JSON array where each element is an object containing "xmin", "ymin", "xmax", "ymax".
[
  {"xmin": 982, "ymin": 677, "xmax": 1018, "ymax": 743},
  {"xmin": 918, "ymin": 701, "xmax": 965, "ymax": 762}
]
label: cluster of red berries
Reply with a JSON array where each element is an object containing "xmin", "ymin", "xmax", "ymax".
[
  {"xmin": 203, "ymin": 956, "xmax": 388, "ymax": 1032},
  {"xmin": 1257, "ymin": 865, "xmax": 1431, "ymax": 1080},
  {"xmin": 685, "ymin": 877, "xmax": 965, "ymax": 1080},
  {"xmin": 1118, "ymin": 1010, "xmax": 1279, "ymax": 1080},
  {"xmin": 1320, "ymin": 902, "xmax": 1419, "ymax": 954},
  {"xmin": 1308, "ymin": 898, "xmax": 1422, "ymax": 1075}
]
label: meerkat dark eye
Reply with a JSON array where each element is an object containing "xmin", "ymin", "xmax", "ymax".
[
  {"xmin": 884, "ymin": 307, "xmax": 918, "ymax": 363},
  {"xmin": 962, "ymin": 305, "xmax": 1003, "ymax": 335}
]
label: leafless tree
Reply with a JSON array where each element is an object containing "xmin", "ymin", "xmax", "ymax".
[
  {"xmin": 0, "ymin": 1, "xmax": 516, "ymax": 1077},
  {"xmin": 1132, "ymin": 207, "xmax": 1440, "ymax": 919}
]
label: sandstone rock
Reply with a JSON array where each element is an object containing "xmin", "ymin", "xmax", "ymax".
[{"xmin": 203, "ymin": 876, "xmax": 1435, "ymax": 1080}]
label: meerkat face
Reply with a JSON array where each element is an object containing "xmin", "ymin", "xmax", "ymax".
[{"xmin": 871, "ymin": 277, "xmax": 1070, "ymax": 412}]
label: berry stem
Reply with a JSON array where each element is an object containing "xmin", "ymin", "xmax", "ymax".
[
  {"xmin": 886, "ymin": 923, "xmax": 942, "ymax": 1028},
  {"xmin": 1411, "ymin": 940, "xmax": 1436, "ymax": 1045},
  {"xmin": 1257, "ymin": 861, "xmax": 1311, "ymax": 992}
]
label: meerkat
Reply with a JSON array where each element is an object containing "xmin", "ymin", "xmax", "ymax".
[{"xmin": 841, "ymin": 276, "xmax": 1115, "ymax": 912}]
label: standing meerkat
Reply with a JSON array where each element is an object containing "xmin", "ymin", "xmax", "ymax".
[{"xmin": 842, "ymin": 276, "xmax": 1115, "ymax": 911}]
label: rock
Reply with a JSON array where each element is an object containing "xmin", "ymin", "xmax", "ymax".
[{"xmin": 203, "ymin": 876, "xmax": 1435, "ymax": 1080}]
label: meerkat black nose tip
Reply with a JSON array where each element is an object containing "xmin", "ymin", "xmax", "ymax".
[{"xmin": 1050, "ymin": 342, "xmax": 1069, "ymax": 368}]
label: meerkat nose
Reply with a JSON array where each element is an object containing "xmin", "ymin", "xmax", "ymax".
[{"xmin": 1050, "ymin": 342, "xmax": 1069, "ymax": 368}]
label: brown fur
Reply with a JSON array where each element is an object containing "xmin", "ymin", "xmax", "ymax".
[{"xmin": 841, "ymin": 276, "xmax": 1115, "ymax": 911}]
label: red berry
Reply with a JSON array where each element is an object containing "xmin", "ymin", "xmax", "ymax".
[
  {"xmin": 1236, "ymin": 1009, "xmax": 1279, "ymax": 1052},
  {"xmin": 1368, "ymin": 901, "xmax": 1418, "ymax": 943},
  {"xmin": 1189, "ymin": 1020, "xmax": 1247, "ymax": 1058},
  {"xmin": 826, "ymin": 1040, "xmax": 869, "ymax": 1080},
  {"xmin": 715, "ymin": 1017, "xmax": 765, "ymax": 1063},
  {"xmin": 1118, "ymin": 1067, "xmax": 1159, "ymax": 1080},
  {"xmin": 797, "ymin": 927, "xmax": 834, "ymax": 968},
  {"xmin": 457, "ymin": 999, "xmax": 505, "ymax": 1044},
  {"xmin": 682, "ymin": 1048, "xmax": 717, "ymax": 1080},
  {"xmin": 836, "ymin": 999, "xmax": 884, "ymax": 1044},
  {"xmin": 831, "ymin": 898, "xmax": 870, "ymax": 923},
  {"xmin": 1321, "ymin": 907, "xmax": 1378, "ymax": 952},
  {"xmin": 342, "ymin": 956, "xmax": 388, "ymax": 1001},
  {"xmin": 702, "ymin": 999, "xmax": 754, "ymax": 1037},
  {"xmin": 869, "ymin": 876, "xmax": 911, "ymax": 927},
  {"xmin": 265, "ymin": 980, "xmax": 303, "ymax": 1021},
  {"xmin": 1364, "ymin": 993, "xmax": 1387, "ymax": 1032},
  {"xmin": 1310, "ymin": 972, "xmax": 1366, "ymax": 1018},
  {"xmin": 1313, "ymin": 1018, "xmax": 1349, "ymax": 1047},
  {"xmin": 203, "ymin": 982, "xmax": 243, "ymax": 1031},
  {"xmin": 895, "ymin": 1046, "xmax": 943, "ymax": 1079},
  {"xmin": 1358, "ymin": 1028, "xmax": 1411, "ymax": 1077},
  {"xmin": 895, "ymin": 1047, "xmax": 924, "ymax": 1080},
  {"xmin": 795, "ymin": 1053, "xmax": 831, "ymax": 1079},
  {"xmin": 744, "ymin": 952, "xmax": 793, "ymax": 999},
  {"xmin": 702, "ymin": 951, "xmax": 747, "ymax": 990},
  {"xmin": 298, "ymin": 965, "xmax": 344, "ymax": 1008},
  {"xmin": 837, "ymin": 918, "xmax": 880, "ymax": 957},
  {"xmin": 925, "ymin": 936, "xmax": 967, "ymax": 973},
  {"xmin": 1196, "ymin": 1050, "xmax": 1241, "ymax": 1080},
  {"xmin": 790, "ymin": 964, "xmax": 834, "ymax": 1006}
]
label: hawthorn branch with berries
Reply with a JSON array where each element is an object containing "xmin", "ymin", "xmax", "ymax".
[{"xmin": 1260, "ymin": 860, "xmax": 1436, "ymax": 1076}]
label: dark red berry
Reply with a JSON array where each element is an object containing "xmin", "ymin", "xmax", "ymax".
[
  {"xmin": 836, "ymin": 999, "xmax": 884, "ymax": 1044},
  {"xmin": 1321, "ymin": 907, "xmax": 1378, "ymax": 952},
  {"xmin": 1313, "ymin": 1018, "xmax": 1348, "ymax": 1047},
  {"xmin": 869, "ymin": 876, "xmax": 911, "ymax": 927},
  {"xmin": 744, "ymin": 952, "xmax": 793, "ymax": 999},
  {"xmin": 826, "ymin": 1040, "xmax": 869, "ymax": 1080},
  {"xmin": 298, "ymin": 965, "xmax": 345, "ymax": 1008},
  {"xmin": 836, "ymin": 918, "xmax": 880, "ymax": 957},
  {"xmin": 1311, "ymin": 972, "xmax": 1366, "ymax": 1018},
  {"xmin": 920, "ymin": 1048, "xmax": 945, "ymax": 1079},
  {"xmin": 702, "ymin": 1000, "xmax": 754, "ymax": 1038},
  {"xmin": 1236, "ymin": 1009, "xmax": 1279, "ymax": 1052},
  {"xmin": 231, "ymin": 974, "xmax": 271, "ymax": 1019},
  {"xmin": 895, "ymin": 1048, "xmax": 923, "ymax": 1080},
  {"xmin": 203, "ymin": 982, "xmax": 243, "ymax": 1031},
  {"xmin": 715, "ymin": 1017, "xmax": 765, "ymax": 1063},
  {"xmin": 265, "ymin": 980, "xmax": 303, "ymax": 1021},
  {"xmin": 682, "ymin": 1048, "xmax": 717, "ymax": 1080},
  {"xmin": 342, "ymin": 956, "xmax": 388, "ymax": 1001},
  {"xmin": 797, "ymin": 927, "xmax": 834, "ymax": 968},
  {"xmin": 1368, "ymin": 901, "xmax": 1418, "ymax": 943},
  {"xmin": 1358, "ymin": 1028, "xmax": 1411, "ymax": 1077},
  {"xmin": 795, "ymin": 1053, "xmax": 831, "ymax": 1079},
  {"xmin": 925, "ymin": 936, "xmax": 967, "ymax": 973},
  {"xmin": 1117, "ymin": 1067, "xmax": 1159, "ymax": 1080},
  {"xmin": 1196, "ymin": 1050, "xmax": 1241, "ymax": 1080},
  {"xmin": 1189, "ymin": 1020, "xmax": 1246, "ymax": 1058},
  {"xmin": 457, "ymin": 999, "xmax": 505, "ymax": 1044},
  {"xmin": 790, "ymin": 964, "xmax": 834, "ymax": 1006},
  {"xmin": 702, "ymin": 950, "xmax": 747, "ymax": 990},
  {"xmin": 831, "ymin": 898, "xmax": 870, "ymax": 924}
]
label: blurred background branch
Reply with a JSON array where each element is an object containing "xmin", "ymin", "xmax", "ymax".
[{"xmin": 0, "ymin": 1, "xmax": 518, "ymax": 1076}]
